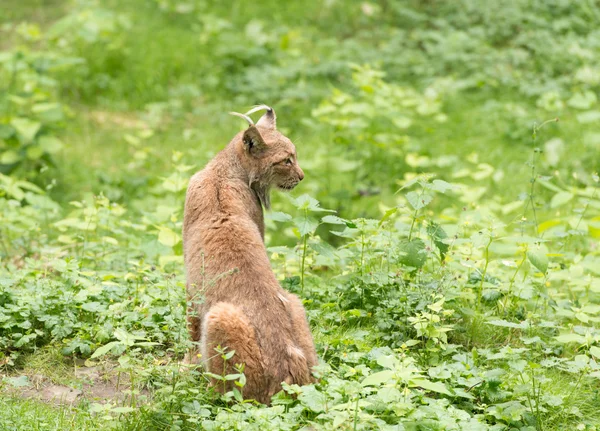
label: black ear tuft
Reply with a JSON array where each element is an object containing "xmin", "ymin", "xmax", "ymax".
[{"xmin": 256, "ymin": 107, "xmax": 276, "ymax": 130}]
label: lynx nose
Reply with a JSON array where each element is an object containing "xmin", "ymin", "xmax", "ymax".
[{"xmin": 297, "ymin": 168, "xmax": 304, "ymax": 181}]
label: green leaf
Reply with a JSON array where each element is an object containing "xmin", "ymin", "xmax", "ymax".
[
  {"xmin": 550, "ymin": 191, "xmax": 573, "ymax": 208},
  {"xmin": 32, "ymin": 103, "xmax": 64, "ymax": 123},
  {"xmin": 0, "ymin": 150, "xmax": 20, "ymax": 164},
  {"xmin": 398, "ymin": 238, "xmax": 427, "ymax": 268},
  {"xmin": 11, "ymin": 118, "xmax": 41, "ymax": 143},
  {"xmin": 290, "ymin": 194, "xmax": 331, "ymax": 212},
  {"xmin": 410, "ymin": 379, "xmax": 452, "ymax": 396},
  {"xmin": 527, "ymin": 244, "xmax": 549, "ymax": 274},
  {"xmin": 590, "ymin": 346, "xmax": 600, "ymax": 358},
  {"xmin": 90, "ymin": 341, "xmax": 121, "ymax": 359},
  {"xmin": 379, "ymin": 207, "xmax": 398, "ymax": 226},
  {"xmin": 430, "ymin": 179, "xmax": 455, "ymax": 193},
  {"xmin": 157, "ymin": 226, "xmax": 181, "ymax": 247},
  {"xmin": 321, "ymin": 215, "xmax": 349, "ymax": 225},
  {"xmin": 508, "ymin": 360, "xmax": 527, "ymax": 372},
  {"xmin": 427, "ymin": 221, "xmax": 449, "ymax": 261},
  {"xmin": 81, "ymin": 302, "xmax": 105, "ymax": 312},
  {"xmin": 406, "ymin": 191, "xmax": 433, "ymax": 210},
  {"xmin": 268, "ymin": 211, "xmax": 292, "ymax": 222},
  {"xmin": 361, "ymin": 370, "xmax": 395, "ymax": 386},
  {"xmin": 376, "ymin": 355, "xmax": 397, "ymax": 370},
  {"xmin": 114, "ymin": 328, "xmax": 139, "ymax": 346},
  {"xmin": 404, "ymin": 339, "xmax": 421, "ymax": 347},
  {"xmin": 293, "ymin": 216, "xmax": 318, "ymax": 237},
  {"xmin": 26, "ymin": 145, "xmax": 44, "ymax": 160},
  {"xmin": 555, "ymin": 334, "xmax": 586, "ymax": 344},
  {"xmin": 298, "ymin": 385, "xmax": 327, "ymax": 412},
  {"xmin": 38, "ymin": 136, "xmax": 64, "ymax": 154},
  {"xmin": 204, "ymin": 372, "xmax": 226, "ymax": 381}
]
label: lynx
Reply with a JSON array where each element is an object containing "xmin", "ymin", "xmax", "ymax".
[{"xmin": 183, "ymin": 105, "xmax": 317, "ymax": 404}]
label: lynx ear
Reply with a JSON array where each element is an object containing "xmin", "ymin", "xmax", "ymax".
[
  {"xmin": 255, "ymin": 106, "xmax": 276, "ymax": 130},
  {"xmin": 242, "ymin": 126, "xmax": 267, "ymax": 156}
]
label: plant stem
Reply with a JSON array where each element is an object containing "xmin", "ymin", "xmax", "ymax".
[
  {"xmin": 301, "ymin": 233, "xmax": 308, "ymax": 292},
  {"xmin": 408, "ymin": 209, "xmax": 418, "ymax": 241},
  {"xmin": 477, "ymin": 236, "xmax": 493, "ymax": 311}
]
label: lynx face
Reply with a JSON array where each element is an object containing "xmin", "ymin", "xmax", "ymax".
[
  {"xmin": 234, "ymin": 107, "xmax": 304, "ymax": 208},
  {"xmin": 256, "ymin": 130, "xmax": 304, "ymax": 191}
]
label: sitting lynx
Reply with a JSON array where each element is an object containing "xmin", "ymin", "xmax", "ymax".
[{"xmin": 183, "ymin": 105, "xmax": 317, "ymax": 403}]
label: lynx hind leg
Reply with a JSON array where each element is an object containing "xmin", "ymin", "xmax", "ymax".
[
  {"xmin": 285, "ymin": 294, "xmax": 318, "ymax": 382},
  {"xmin": 202, "ymin": 302, "xmax": 266, "ymax": 402}
]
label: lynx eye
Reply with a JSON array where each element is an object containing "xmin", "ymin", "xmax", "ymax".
[{"xmin": 283, "ymin": 158, "xmax": 293, "ymax": 166}]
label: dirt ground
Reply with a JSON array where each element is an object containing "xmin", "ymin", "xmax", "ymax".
[{"xmin": 1, "ymin": 364, "xmax": 151, "ymax": 406}]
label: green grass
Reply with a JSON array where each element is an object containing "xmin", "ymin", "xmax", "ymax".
[
  {"xmin": 1, "ymin": 0, "xmax": 600, "ymax": 430},
  {"xmin": 0, "ymin": 397, "xmax": 100, "ymax": 431}
]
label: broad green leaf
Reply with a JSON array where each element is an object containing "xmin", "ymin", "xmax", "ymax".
[
  {"xmin": 427, "ymin": 221, "xmax": 449, "ymax": 261},
  {"xmin": 508, "ymin": 360, "xmax": 527, "ymax": 372},
  {"xmin": 81, "ymin": 302, "xmax": 105, "ymax": 312},
  {"xmin": 298, "ymin": 385, "xmax": 327, "ymax": 412},
  {"xmin": 398, "ymin": 238, "xmax": 427, "ymax": 268},
  {"xmin": 268, "ymin": 211, "xmax": 292, "ymax": 222},
  {"xmin": 114, "ymin": 328, "xmax": 139, "ymax": 346},
  {"xmin": 430, "ymin": 179, "xmax": 455, "ymax": 193},
  {"xmin": 157, "ymin": 226, "xmax": 180, "ymax": 247},
  {"xmin": 404, "ymin": 339, "xmax": 421, "ymax": 347},
  {"xmin": 309, "ymin": 241, "xmax": 336, "ymax": 258},
  {"xmin": 90, "ymin": 341, "xmax": 121, "ymax": 359},
  {"xmin": 0, "ymin": 150, "xmax": 20, "ymax": 164},
  {"xmin": 550, "ymin": 191, "xmax": 573, "ymax": 208},
  {"xmin": 555, "ymin": 334, "xmax": 586, "ymax": 344},
  {"xmin": 361, "ymin": 370, "xmax": 395, "ymax": 386},
  {"xmin": 590, "ymin": 346, "xmax": 600, "ymax": 358},
  {"xmin": 452, "ymin": 388, "xmax": 475, "ymax": 399},
  {"xmin": 32, "ymin": 103, "xmax": 64, "ymax": 123},
  {"xmin": 321, "ymin": 215, "xmax": 349, "ymax": 225},
  {"xmin": 11, "ymin": 118, "xmax": 41, "ymax": 143},
  {"xmin": 293, "ymin": 216, "xmax": 318, "ymax": 237},
  {"xmin": 290, "ymin": 194, "xmax": 329, "ymax": 212},
  {"xmin": 527, "ymin": 244, "xmax": 549, "ymax": 274},
  {"xmin": 38, "ymin": 136, "xmax": 64, "ymax": 153},
  {"xmin": 376, "ymin": 355, "xmax": 397, "ymax": 370},
  {"xmin": 406, "ymin": 191, "xmax": 433, "ymax": 210},
  {"xmin": 26, "ymin": 145, "xmax": 44, "ymax": 160},
  {"xmin": 410, "ymin": 379, "xmax": 452, "ymax": 396}
]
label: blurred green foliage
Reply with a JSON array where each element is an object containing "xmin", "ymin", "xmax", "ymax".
[{"xmin": 0, "ymin": 0, "xmax": 600, "ymax": 430}]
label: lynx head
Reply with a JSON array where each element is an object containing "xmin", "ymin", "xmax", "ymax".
[{"xmin": 230, "ymin": 105, "xmax": 304, "ymax": 209}]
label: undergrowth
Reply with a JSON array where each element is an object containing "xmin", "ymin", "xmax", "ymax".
[{"xmin": 1, "ymin": 0, "xmax": 600, "ymax": 430}]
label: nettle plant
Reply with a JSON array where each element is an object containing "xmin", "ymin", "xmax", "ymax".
[
  {"xmin": 310, "ymin": 65, "xmax": 451, "ymax": 191},
  {"xmin": 265, "ymin": 177, "xmax": 460, "ymax": 352},
  {"xmin": 0, "ymin": 45, "xmax": 77, "ymax": 179}
]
